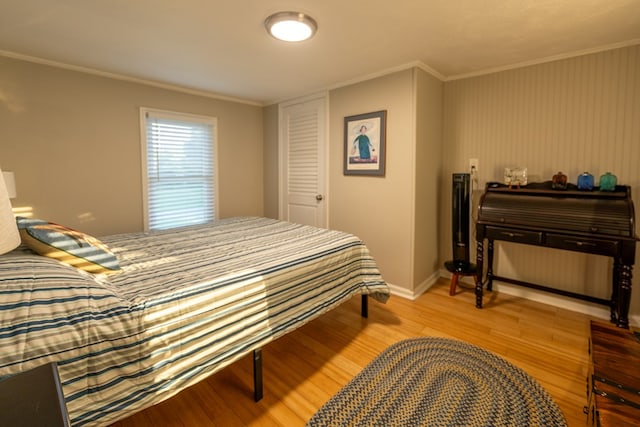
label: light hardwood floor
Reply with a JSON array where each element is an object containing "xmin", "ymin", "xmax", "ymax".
[{"xmin": 111, "ymin": 278, "xmax": 598, "ymax": 427}]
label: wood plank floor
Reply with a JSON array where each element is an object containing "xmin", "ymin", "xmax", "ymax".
[{"xmin": 111, "ymin": 279, "xmax": 598, "ymax": 427}]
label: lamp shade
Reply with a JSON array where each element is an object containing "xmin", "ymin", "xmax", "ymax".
[
  {"xmin": 0, "ymin": 167, "xmax": 20, "ymax": 255},
  {"xmin": 2, "ymin": 171, "xmax": 16, "ymax": 198}
]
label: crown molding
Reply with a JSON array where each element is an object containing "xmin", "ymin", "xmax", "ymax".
[
  {"xmin": 4, "ymin": 38, "xmax": 639, "ymax": 107},
  {"xmin": 0, "ymin": 50, "xmax": 263, "ymax": 107},
  {"xmin": 445, "ymin": 38, "xmax": 640, "ymax": 82}
]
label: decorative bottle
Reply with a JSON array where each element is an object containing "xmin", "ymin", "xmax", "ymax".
[
  {"xmin": 577, "ymin": 172, "xmax": 594, "ymax": 191},
  {"xmin": 552, "ymin": 172, "xmax": 567, "ymax": 190},
  {"xmin": 599, "ymin": 172, "xmax": 617, "ymax": 192}
]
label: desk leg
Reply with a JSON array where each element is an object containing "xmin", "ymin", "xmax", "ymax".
[
  {"xmin": 611, "ymin": 260, "xmax": 620, "ymax": 324},
  {"xmin": 476, "ymin": 240, "xmax": 484, "ymax": 308},
  {"xmin": 618, "ymin": 264, "xmax": 632, "ymax": 329},
  {"xmin": 487, "ymin": 240, "xmax": 495, "ymax": 292}
]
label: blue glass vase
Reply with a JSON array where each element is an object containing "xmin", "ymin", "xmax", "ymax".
[
  {"xmin": 599, "ymin": 172, "xmax": 617, "ymax": 192},
  {"xmin": 577, "ymin": 172, "xmax": 594, "ymax": 191}
]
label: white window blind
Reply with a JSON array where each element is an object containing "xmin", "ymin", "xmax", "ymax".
[{"xmin": 141, "ymin": 108, "xmax": 217, "ymax": 231}]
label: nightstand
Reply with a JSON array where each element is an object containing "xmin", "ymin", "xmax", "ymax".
[{"xmin": 0, "ymin": 362, "xmax": 71, "ymax": 426}]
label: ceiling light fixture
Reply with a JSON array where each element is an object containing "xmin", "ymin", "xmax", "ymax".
[{"xmin": 265, "ymin": 11, "xmax": 317, "ymax": 42}]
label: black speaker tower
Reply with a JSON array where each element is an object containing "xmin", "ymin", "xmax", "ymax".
[{"xmin": 445, "ymin": 173, "xmax": 476, "ymax": 274}]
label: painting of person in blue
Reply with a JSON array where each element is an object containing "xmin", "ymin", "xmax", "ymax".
[{"xmin": 352, "ymin": 125, "xmax": 375, "ymax": 161}]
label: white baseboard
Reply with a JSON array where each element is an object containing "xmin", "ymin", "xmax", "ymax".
[
  {"xmin": 385, "ymin": 270, "xmax": 441, "ymax": 301},
  {"xmin": 385, "ymin": 282, "xmax": 415, "ymax": 300}
]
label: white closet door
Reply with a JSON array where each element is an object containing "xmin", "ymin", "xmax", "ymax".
[{"xmin": 279, "ymin": 95, "xmax": 327, "ymax": 228}]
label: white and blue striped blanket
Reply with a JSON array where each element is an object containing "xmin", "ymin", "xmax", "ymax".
[{"xmin": 0, "ymin": 217, "xmax": 389, "ymax": 426}]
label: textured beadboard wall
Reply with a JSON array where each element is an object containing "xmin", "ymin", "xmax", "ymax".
[{"xmin": 441, "ymin": 44, "xmax": 640, "ymax": 316}]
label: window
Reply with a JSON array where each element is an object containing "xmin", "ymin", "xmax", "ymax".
[{"xmin": 140, "ymin": 108, "xmax": 217, "ymax": 231}]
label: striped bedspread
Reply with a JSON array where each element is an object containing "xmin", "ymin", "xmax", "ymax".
[{"xmin": 0, "ymin": 216, "xmax": 389, "ymax": 426}]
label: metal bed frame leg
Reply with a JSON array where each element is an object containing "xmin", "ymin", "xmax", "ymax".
[
  {"xmin": 253, "ymin": 348, "xmax": 263, "ymax": 401},
  {"xmin": 252, "ymin": 296, "xmax": 369, "ymax": 402},
  {"xmin": 361, "ymin": 294, "xmax": 368, "ymax": 318}
]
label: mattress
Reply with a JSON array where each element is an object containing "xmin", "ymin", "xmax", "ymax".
[{"xmin": 0, "ymin": 216, "xmax": 389, "ymax": 426}]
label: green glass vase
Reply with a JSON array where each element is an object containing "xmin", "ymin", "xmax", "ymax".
[{"xmin": 599, "ymin": 172, "xmax": 617, "ymax": 192}]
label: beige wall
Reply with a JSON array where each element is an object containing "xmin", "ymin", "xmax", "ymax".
[
  {"xmin": 262, "ymin": 103, "xmax": 279, "ymax": 219},
  {"xmin": 414, "ymin": 68, "xmax": 444, "ymax": 289},
  {"xmin": 329, "ymin": 70, "xmax": 415, "ymax": 291},
  {"xmin": 0, "ymin": 56, "xmax": 264, "ymax": 236},
  {"xmin": 441, "ymin": 44, "xmax": 640, "ymax": 318},
  {"xmin": 265, "ymin": 68, "xmax": 444, "ymax": 294}
]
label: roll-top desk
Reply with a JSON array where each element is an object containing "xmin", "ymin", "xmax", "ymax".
[{"xmin": 475, "ymin": 181, "xmax": 637, "ymax": 328}]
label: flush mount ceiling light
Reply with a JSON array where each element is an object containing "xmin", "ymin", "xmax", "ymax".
[{"xmin": 265, "ymin": 11, "xmax": 317, "ymax": 42}]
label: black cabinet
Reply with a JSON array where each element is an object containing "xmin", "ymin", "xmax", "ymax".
[{"xmin": 0, "ymin": 362, "xmax": 71, "ymax": 426}]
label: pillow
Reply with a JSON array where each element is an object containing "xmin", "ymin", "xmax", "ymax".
[{"xmin": 16, "ymin": 217, "xmax": 121, "ymax": 273}]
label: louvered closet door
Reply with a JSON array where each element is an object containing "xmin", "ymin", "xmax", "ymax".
[{"xmin": 280, "ymin": 95, "xmax": 327, "ymax": 228}]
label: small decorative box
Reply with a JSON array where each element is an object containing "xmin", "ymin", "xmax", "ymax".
[{"xmin": 504, "ymin": 167, "xmax": 527, "ymax": 188}]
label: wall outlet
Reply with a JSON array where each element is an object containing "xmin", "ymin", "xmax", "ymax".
[{"xmin": 469, "ymin": 158, "xmax": 479, "ymax": 173}]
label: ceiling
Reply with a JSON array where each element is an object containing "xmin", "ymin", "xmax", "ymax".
[{"xmin": 1, "ymin": 0, "xmax": 639, "ymax": 105}]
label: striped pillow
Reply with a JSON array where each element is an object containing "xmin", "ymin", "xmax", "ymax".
[{"xmin": 16, "ymin": 217, "xmax": 121, "ymax": 273}]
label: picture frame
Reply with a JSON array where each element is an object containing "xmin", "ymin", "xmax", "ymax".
[{"xmin": 343, "ymin": 110, "xmax": 386, "ymax": 176}]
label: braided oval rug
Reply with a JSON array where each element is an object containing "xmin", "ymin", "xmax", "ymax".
[{"xmin": 307, "ymin": 337, "xmax": 567, "ymax": 427}]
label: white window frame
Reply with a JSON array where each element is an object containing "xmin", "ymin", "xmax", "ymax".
[{"xmin": 139, "ymin": 107, "xmax": 219, "ymax": 231}]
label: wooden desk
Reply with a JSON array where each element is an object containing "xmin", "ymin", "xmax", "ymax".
[
  {"xmin": 475, "ymin": 182, "xmax": 637, "ymax": 328},
  {"xmin": 588, "ymin": 320, "xmax": 640, "ymax": 426}
]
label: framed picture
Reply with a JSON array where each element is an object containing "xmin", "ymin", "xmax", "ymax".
[{"xmin": 343, "ymin": 110, "xmax": 386, "ymax": 176}]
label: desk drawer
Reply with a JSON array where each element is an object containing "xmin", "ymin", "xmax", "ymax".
[
  {"xmin": 486, "ymin": 226, "xmax": 542, "ymax": 244},
  {"xmin": 546, "ymin": 233, "xmax": 619, "ymax": 256}
]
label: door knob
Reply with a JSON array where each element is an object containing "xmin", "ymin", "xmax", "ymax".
[{"xmin": 316, "ymin": 194, "xmax": 323, "ymax": 201}]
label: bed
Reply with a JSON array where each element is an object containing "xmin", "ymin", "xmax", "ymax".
[{"xmin": 0, "ymin": 216, "xmax": 390, "ymax": 426}]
